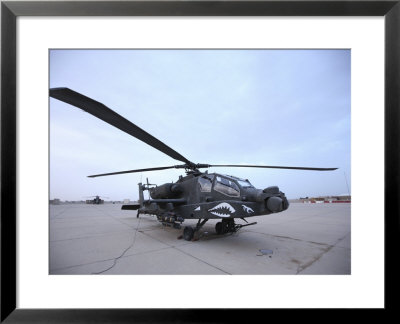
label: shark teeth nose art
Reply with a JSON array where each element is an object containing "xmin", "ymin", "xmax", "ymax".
[{"xmin": 208, "ymin": 203, "xmax": 235, "ymax": 217}]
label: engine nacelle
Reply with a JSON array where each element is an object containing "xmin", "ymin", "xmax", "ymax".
[{"xmin": 149, "ymin": 183, "xmax": 183, "ymax": 199}]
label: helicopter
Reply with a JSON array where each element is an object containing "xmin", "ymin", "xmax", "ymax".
[
  {"xmin": 84, "ymin": 195, "xmax": 109, "ymax": 204},
  {"xmin": 50, "ymin": 87, "xmax": 338, "ymax": 241}
]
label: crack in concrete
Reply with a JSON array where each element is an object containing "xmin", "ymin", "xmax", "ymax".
[
  {"xmin": 295, "ymin": 232, "xmax": 350, "ymax": 274},
  {"xmin": 91, "ymin": 229, "xmax": 139, "ymax": 274},
  {"xmin": 50, "ymin": 245, "xmax": 172, "ymax": 273},
  {"xmin": 90, "ymin": 208, "xmax": 142, "ymax": 274}
]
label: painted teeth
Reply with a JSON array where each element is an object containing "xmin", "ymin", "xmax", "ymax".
[
  {"xmin": 211, "ymin": 212, "xmax": 229, "ymax": 217},
  {"xmin": 209, "ymin": 203, "xmax": 235, "ymax": 213},
  {"xmin": 208, "ymin": 203, "xmax": 235, "ymax": 217}
]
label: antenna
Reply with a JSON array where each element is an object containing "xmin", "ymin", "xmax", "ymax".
[
  {"xmin": 343, "ymin": 171, "xmax": 351, "ymax": 196},
  {"xmin": 146, "ymin": 177, "xmax": 150, "ymax": 200}
]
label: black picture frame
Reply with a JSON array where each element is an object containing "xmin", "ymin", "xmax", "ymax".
[{"xmin": 1, "ymin": 0, "xmax": 398, "ymax": 322}]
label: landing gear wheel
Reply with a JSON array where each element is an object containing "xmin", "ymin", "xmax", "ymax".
[
  {"xmin": 216, "ymin": 219, "xmax": 235, "ymax": 234},
  {"xmin": 215, "ymin": 222, "xmax": 223, "ymax": 235},
  {"xmin": 223, "ymin": 221, "xmax": 231, "ymax": 234},
  {"xmin": 183, "ymin": 226, "xmax": 194, "ymax": 241}
]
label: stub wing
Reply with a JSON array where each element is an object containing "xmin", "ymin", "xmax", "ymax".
[{"xmin": 121, "ymin": 204, "xmax": 141, "ymax": 210}]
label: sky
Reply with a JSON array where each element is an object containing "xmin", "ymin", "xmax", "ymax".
[{"xmin": 49, "ymin": 49, "xmax": 351, "ymax": 201}]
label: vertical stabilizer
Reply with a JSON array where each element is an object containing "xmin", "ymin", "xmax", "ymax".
[{"xmin": 138, "ymin": 182, "xmax": 144, "ymax": 207}]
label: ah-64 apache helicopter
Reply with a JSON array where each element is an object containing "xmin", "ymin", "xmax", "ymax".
[
  {"xmin": 50, "ymin": 87, "xmax": 337, "ymax": 241},
  {"xmin": 84, "ymin": 195, "xmax": 109, "ymax": 205}
]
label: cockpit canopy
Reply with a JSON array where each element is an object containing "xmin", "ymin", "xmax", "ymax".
[{"xmin": 197, "ymin": 173, "xmax": 254, "ymax": 197}]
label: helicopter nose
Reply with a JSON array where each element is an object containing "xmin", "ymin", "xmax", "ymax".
[{"xmin": 266, "ymin": 196, "xmax": 283, "ymax": 213}]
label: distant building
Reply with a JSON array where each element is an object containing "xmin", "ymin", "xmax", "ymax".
[
  {"xmin": 300, "ymin": 195, "xmax": 351, "ymax": 203},
  {"xmin": 123, "ymin": 199, "xmax": 130, "ymax": 204},
  {"xmin": 50, "ymin": 199, "xmax": 60, "ymax": 205}
]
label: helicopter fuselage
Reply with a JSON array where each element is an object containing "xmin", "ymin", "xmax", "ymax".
[{"xmin": 135, "ymin": 172, "xmax": 289, "ymax": 220}]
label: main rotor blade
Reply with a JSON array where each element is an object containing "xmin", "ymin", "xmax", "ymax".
[
  {"xmin": 88, "ymin": 165, "xmax": 178, "ymax": 178},
  {"xmin": 208, "ymin": 164, "xmax": 338, "ymax": 171},
  {"xmin": 50, "ymin": 87, "xmax": 193, "ymax": 165}
]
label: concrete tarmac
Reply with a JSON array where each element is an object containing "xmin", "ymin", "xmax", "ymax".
[{"xmin": 49, "ymin": 203, "xmax": 350, "ymax": 275}]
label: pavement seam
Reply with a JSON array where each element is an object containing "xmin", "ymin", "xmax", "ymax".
[
  {"xmin": 246, "ymin": 230, "xmax": 332, "ymax": 247},
  {"xmin": 49, "ymin": 229, "xmax": 135, "ymax": 242},
  {"xmin": 138, "ymin": 229, "xmax": 231, "ymax": 274},
  {"xmin": 172, "ymin": 246, "xmax": 232, "ymax": 274},
  {"xmin": 295, "ymin": 232, "xmax": 350, "ymax": 274},
  {"xmin": 50, "ymin": 206, "xmax": 71, "ymax": 218}
]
